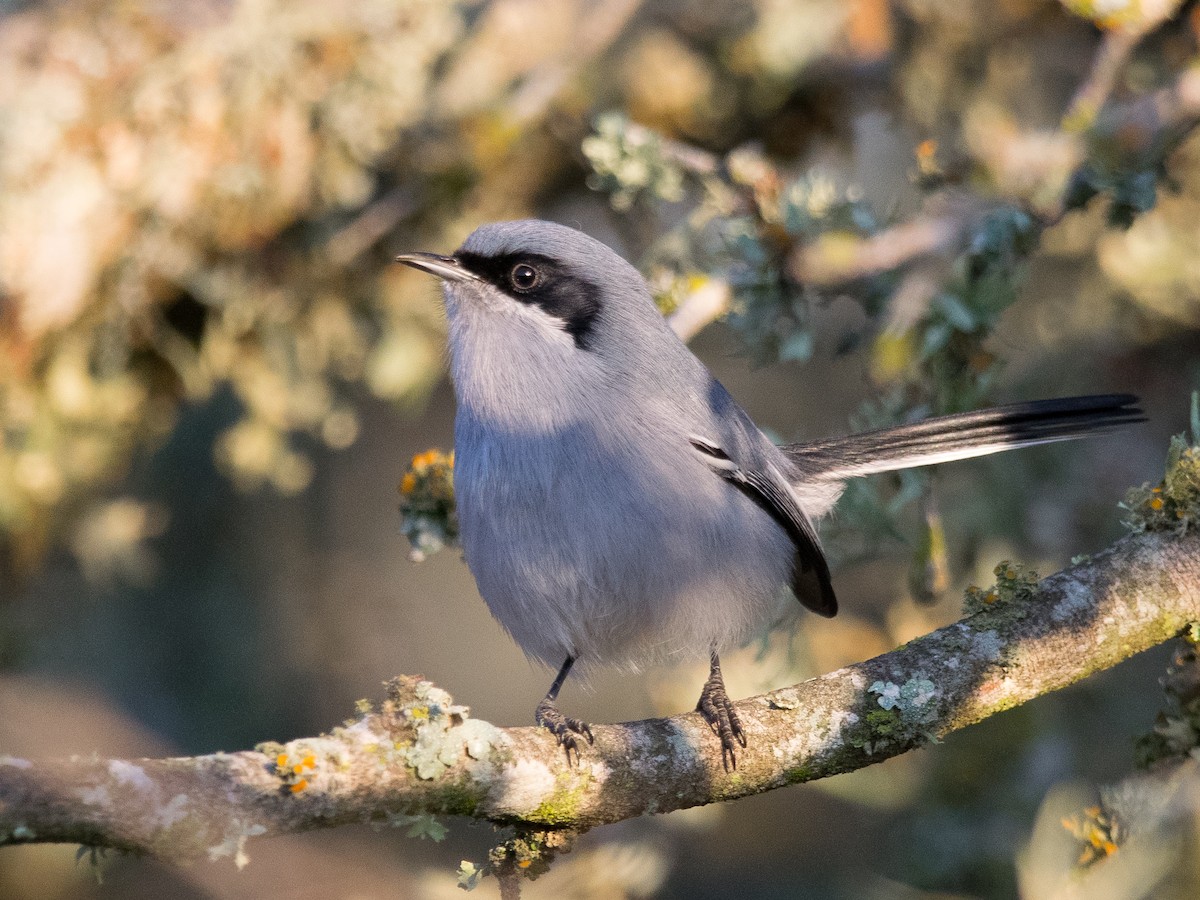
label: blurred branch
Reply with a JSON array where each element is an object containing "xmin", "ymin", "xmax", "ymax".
[
  {"xmin": 506, "ymin": 0, "xmax": 645, "ymax": 124},
  {"xmin": 790, "ymin": 14, "xmax": 1196, "ymax": 290},
  {"xmin": 582, "ymin": 16, "xmax": 1199, "ymax": 365},
  {"xmin": 617, "ymin": 118, "xmax": 723, "ymax": 177},
  {"xmin": 325, "ymin": 188, "xmax": 418, "ymax": 267},
  {"xmin": 1132, "ymin": 63, "xmax": 1200, "ymax": 135},
  {"xmin": 1063, "ymin": 3, "xmax": 1182, "ymax": 132},
  {"xmin": 666, "ymin": 277, "xmax": 732, "ymax": 342},
  {"xmin": 787, "ymin": 195, "xmax": 977, "ymax": 286},
  {"xmin": 1, "ymin": 530, "xmax": 1198, "ymax": 865}
]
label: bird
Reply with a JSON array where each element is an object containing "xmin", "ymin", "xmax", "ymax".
[{"xmin": 395, "ymin": 219, "xmax": 1141, "ymax": 768}]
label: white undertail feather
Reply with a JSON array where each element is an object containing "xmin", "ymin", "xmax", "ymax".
[{"xmin": 810, "ymin": 435, "xmax": 1084, "ymax": 479}]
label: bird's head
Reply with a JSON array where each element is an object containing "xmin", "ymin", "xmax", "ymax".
[
  {"xmin": 396, "ymin": 220, "xmax": 696, "ymax": 428},
  {"xmin": 397, "ymin": 219, "xmax": 669, "ymax": 353}
]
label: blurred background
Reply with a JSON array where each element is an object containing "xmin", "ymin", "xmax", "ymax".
[{"xmin": 2, "ymin": 0, "xmax": 1200, "ymax": 897}]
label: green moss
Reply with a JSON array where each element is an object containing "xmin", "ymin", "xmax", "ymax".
[
  {"xmin": 846, "ymin": 706, "xmax": 906, "ymax": 755},
  {"xmin": 436, "ymin": 778, "xmax": 483, "ymax": 817},
  {"xmin": 784, "ymin": 765, "xmax": 814, "ymax": 784},
  {"xmin": 529, "ymin": 776, "xmax": 591, "ymax": 826},
  {"xmin": 865, "ymin": 708, "xmax": 901, "ymax": 737}
]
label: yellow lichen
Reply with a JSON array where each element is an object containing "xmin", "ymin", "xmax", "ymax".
[
  {"xmin": 964, "ymin": 562, "xmax": 1039, "ymax": 615},
  {"xmin": 1062, "ymin": 804, "xmax": 1121, "ymax": 866},
  {"xmin": 399, "ymin": 449, "xmax": 458, "ymax": 560},
  {"xmin": 1122, "ymin": 427, "xmax": 1200, "ymax": 534}
]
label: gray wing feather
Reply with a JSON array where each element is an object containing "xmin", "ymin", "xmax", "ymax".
[{"xmin": 688, "ymin": 435, "xmax": 838, "ymax": 618}]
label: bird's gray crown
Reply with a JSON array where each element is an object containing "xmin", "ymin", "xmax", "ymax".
[{"xmin": 458, "ymin": 219, "xmax": 618, "ymax": 263}]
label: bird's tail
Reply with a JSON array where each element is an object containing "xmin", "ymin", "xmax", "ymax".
[{"xmin": 780, "ymin": 394, "xmax": 1144, "ymax": 481}]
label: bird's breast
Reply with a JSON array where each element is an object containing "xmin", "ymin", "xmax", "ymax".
[{"xmin": 451, "ymin": 411, "xmax": 796, "ymax": 668}]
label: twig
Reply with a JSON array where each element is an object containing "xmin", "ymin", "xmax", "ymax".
[
  {"xmin": 1062, "ymin": 7, "xmax": 1180, "ymax": 132},
  {"xmin": 787, "ymin": 200, "xmax": 977, "ymax": 287},
  {"xmin": 508, "ymin": 0, "xmax": 646, "ymax": 124},
  {"xmin": 326, "ymin": 188, "xmax": 417, "ymax": 266},
  {"xmin": 618, "ymin": 119, "xmax": 723, "ymax": 178}
]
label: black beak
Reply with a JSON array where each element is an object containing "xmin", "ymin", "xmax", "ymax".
[{"xmin": 394, "ymin": 252, "xmax": 481, "ymax": 283}]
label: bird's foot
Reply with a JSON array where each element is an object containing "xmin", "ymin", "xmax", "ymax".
[
  {"xmin": 535, "ymin": 697, "xmax": 594, "ymax": 764},
  {"xmin": 697, "ymin": 664, "xmax": 747, "ymax": 771}
]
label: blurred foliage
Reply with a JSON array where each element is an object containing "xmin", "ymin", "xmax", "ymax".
[
  {"xmin": 582, "ymin": 112, "xmax": 688, "ymax": 210},
  {"xmin": 1135, "ymin": 635, "xmax": 1200, "ymax": 768},
  {"xmin": 0, "ymin": 0, "xmax": 654, "ymax": 575},
  {"xmin": 574, "ymin": 1, "xmax": 1200, "ymax": 599},
  {"xmin": 1123, "ymin": 392, "xmax": 1200, "ymax": 533},
  {"xmin": 398, "ymin": 449, "xmax": 457, "ymax": 562},
  {"xmin": 5, "ymin": 1, "xmax": 1200, "ymax": 899},
  {"xmin": 0, "ymin": 0, "xmax": 466, "ymax": 573},
  {"xmin": 1060, "ymin": 803, "xmax": 1122, "ymax": 866},
  {"xmin": 6, "ymin": 0, "xmax": 1198, "ymax": 580}
]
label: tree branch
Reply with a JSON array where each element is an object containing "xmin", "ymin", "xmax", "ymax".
[
  {"xmin": 1, "ymin": 531, "xmax": 1197, "ymax": 863},
  {"xmin": 1062, "ymin": 5, "xmax": 1181, "ymax": 132},
  {"xmin": 787, "ymin": 196, "xmax": 977, "ymax": 286}
]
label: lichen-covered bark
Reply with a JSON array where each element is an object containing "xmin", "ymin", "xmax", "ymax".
[{"xmin": 1, "ymin": 531, "xmax": 1197, "ymax": 862}]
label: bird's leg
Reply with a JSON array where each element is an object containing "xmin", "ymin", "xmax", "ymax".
[
  {"xmin": 696, "ymin": 649, "xmax": 746, "ymax": 771},
  {"xmin": 534, "ymin": 656, "xmax": 594, "ymax": 763}
]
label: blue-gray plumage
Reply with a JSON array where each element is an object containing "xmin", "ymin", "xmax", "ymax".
[{"xmin": 396, "ymin": 220, "xmax": 1142, "ymax": 767}]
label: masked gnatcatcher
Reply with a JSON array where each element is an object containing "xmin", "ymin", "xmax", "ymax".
[{"xmin": 396, "ymin": 219, "xmax": 1141, "ymax": 768}]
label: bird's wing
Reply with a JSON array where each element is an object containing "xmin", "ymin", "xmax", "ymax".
[{"xmin": 688, "ymin": 434, "xmax": 838, "ymax": 618}]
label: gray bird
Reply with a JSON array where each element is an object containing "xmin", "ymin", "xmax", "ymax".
[{"xmin": 396, "ymin": 219, "xmax": 1140, "ymax": 768}]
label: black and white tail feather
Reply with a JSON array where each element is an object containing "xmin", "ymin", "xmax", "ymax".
[
  {"xmin": 782, "ymin": 394, "xmax": 1144, "ymax": 481},
  {"xmin": 774, "ymin": 394, "xmax": 1144, "ymax": 618}
]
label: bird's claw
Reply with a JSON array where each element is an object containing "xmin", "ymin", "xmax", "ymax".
[
  {"xmin": 697, "ymin": 673, "xmax": 747, "ymax": 771},
  {"xmin": 535, "ymin": 697, "xmax": 594, "ymax": 764}
]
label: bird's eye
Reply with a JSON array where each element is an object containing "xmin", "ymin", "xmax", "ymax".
[{"xmin": 509, "ymin": 263, "xmax": 539, "ymax": 291}]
